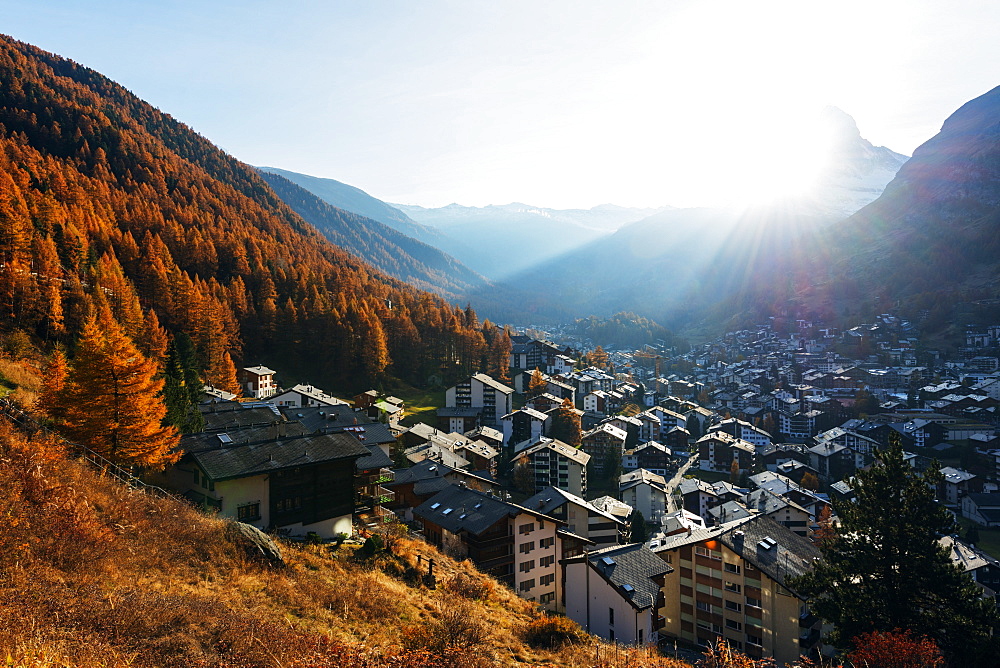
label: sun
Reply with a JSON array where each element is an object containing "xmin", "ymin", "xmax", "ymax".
[{"xmin": 725, "ymin": 114, "xmax": 837, "ymax": 208}]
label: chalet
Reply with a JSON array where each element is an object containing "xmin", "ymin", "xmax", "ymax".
[
  {"xmin": 623, "ymin": 441, "xmax": 673, "ymax": 477},
  {"xmin": 697, "ymin": 432, "xmax": 755, "ymax": 475},
  {"xmin": 200, "ymin": 385, "xmax": 238, "ymax": 403},
  {"xmin": 581, "ymin": 423, "xmax": 628, "ymax": 472},
  {"xmin": 169, "ymin": 422, "xmax": 368, "ymax": 538},
  {"xmin": 501, "ymin": 407, "xmax": 549, "ymax": 447},
  {"xmin": 354, "ymin": 442, "xmax": 396, "ymax": 528},
  {"xmin": 938, "ymin": 466, "xmax": 982, "ymax": 508},
  {"xmin": 709, "ymin": 418, "xmax": 772, "ymax": 448},
  {"xmin": 619, "ymin": 469, "xmax": 670, "ymax": 525},
  {"xmin": 653, "ymin": 515, "xmax": 823, "ymax": 665},
  {"xmin": 436, "ymin": 406, "xmax": 481, "ymax": 434},
  {"xmin": 941, "ymin": 535, "xmax": 1000, "ymax": 597},
  {"xmin": 445, "ymin": 373, "xmax": 514, "ymax": 427},
  {"xmin": 524, "ymin": 486, "xmax": 625, "ymax": 547},
  {"xmin": 963, "ymin": 492, "xmax": 1000, "ymax": 528},
  {"xmin": 278, "ymin": 406, "xmax": 398, "ymax": 458},
  {"xmin": 514, "ymin": 437, "xmax": 590, "ymax": 497},
  {"xmin": 271, "ymin": 384, "xmax": 349, "ymax": 409},
  {"xmin": 239, "ymin": 365, "xmax": 277, "ymax": 399},
  {"xmin": 584, "ymin": 390, "xmax": 611, "ymax": 415},
  {"xmin": 385, "ymin": 460, "xmax": 499, "ymax": 521},
  {"xmin": 464, "ymin": 425, "xmax": 504, "ymax": 449},
  {"xmin": 414, "ymin": 485, "xmax": 590, "ymax": 611},
  {"xmin": 564, "ymin": 544, "xmax": 671, "ymax": 646}
]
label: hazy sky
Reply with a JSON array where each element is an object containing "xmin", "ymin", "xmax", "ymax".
[{"xmin": 4, "ymin": 1, "xmax": 999, "ymax": 208}]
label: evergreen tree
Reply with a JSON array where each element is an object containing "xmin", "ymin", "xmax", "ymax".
[
  {"xmin": 791, "ymin": 439, "xmax": 998, "ymax": 664},
  {"xmin": 162, "ymin": 333, "xmax": 205, "ymax": 434},
  {"xmin": 58, "ymin": 312, "xmax": 180, "ymax": 468},
  {"xmin": 630, "ymin": 510, "xmax": 649, "ymax": 544}
]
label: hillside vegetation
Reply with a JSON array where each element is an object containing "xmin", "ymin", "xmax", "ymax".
[
  {"xmin": 0, "ymin": 33, "xmax": 500, "ymax": 394},
  {"xmin": 0, "ymin": 420, "xmax": 695, "ymax": 668}
]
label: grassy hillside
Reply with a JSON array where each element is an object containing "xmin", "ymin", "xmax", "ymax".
[{"xmin": 0, "ymin": 420, "xmax": 696, "ymax": 668}]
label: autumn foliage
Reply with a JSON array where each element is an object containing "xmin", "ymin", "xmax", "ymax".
[
  {"xmin": 847, "ymin": 629, "xmax": 944, "ymax": 668},
  {"xmin": 0, "ymin": 33, "xmax": 509, "ymax": 397}
]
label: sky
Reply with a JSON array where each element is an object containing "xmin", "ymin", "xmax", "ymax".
[{"xmin": 3, "ymin": 0, "xmax": 999, "ymax": 209}]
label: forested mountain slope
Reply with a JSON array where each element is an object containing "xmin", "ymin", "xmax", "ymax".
[
  {"xmin": 258, "ymin": 170, "xmax": 488, "ymax": 299},
  {"xmin": 0, "ymin": 33, "xmax": 498, "ymax": 391}
]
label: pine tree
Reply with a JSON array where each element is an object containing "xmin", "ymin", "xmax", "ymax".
[
  {"xmin": 630, "ymin": 510, "xmax": 649, "ymax": 544},
  {"xmin": 59, "ymin": 312, "xmax": 180, "ymax": 468},
  {"xmin": 791, "ymin": 439, "xmax": 999, "ymax": 664}
]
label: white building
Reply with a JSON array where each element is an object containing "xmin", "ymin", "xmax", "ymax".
[
  {"xmin": 445, "ymin": 373, "xmax": 515, "ymax": 427},
  {"xmin": 564, "ymin": 543, "xmax": 671, "ymax": 646}
]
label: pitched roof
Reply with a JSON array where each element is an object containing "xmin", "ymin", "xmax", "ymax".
[
  {"xmin": 566, "ymin": 543, "xmax": 672, "ymax": 611},
  {"xmin": 522, "ymin": 486, "xmax": 622, "ymax": 524},
  {"xmin": 183, "ymin": 428, "xmax": 368, "ymax": 481},
  {"xmin": 471, "ymin": 373, "xmax": 515, "ymax": 395},
  {"xmin": 619, "ymin": 468, "xmax": 668, "ymax": 493},
  {"xmin": 516, "ymin": 437, "xmax": 591, "ymax": 465},
  {"xmin": 200, "ymin": 403, "xmax": 283, "ymax": 432},
  {"xmin": 653, "ymin": 514, "xmax": 821, "ymax": 595},
  {"xmin": 413, "ymin": 485, "xmax": 559, "ymax": 536}
]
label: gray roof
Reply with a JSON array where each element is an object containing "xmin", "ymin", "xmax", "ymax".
[
  {"xmin": 566, "ymin": 543, "xmax": 672, "ymax": 611},
  {"xmin": 183, "ymin": 426, "xmax": 368, "ymax": 481},
  {"xmin": 356, "ymin": 443, "xmax": 393, "ymax": 471},
  {"xmin": 619, "ymin": 468, "xmax": 668, "ymax": 493},
  {"xmin": 517, "ymin": 437, "xmax": 591, "ymax": 465},
  {"xmin": 654, "ymin": 514, "xmax": 821, "ymax": 595},
  {"xmin": 522, "ymin": 486, "xmax": 622, "ymax": 525},
  {"xmin": 200, "ymin": 402, "xmax": 283, "ymax": 432},
  {"xmin": 471, "ymin": 373, "xmax": 515, "ymax": 395},
  {"xmin": 437, "ymin": 406, "xmax": 482, "ymax": 418},
  {"xmin": 388, "ymin": 459, "xmax": 455, "ymax": 485},
  {"xmin": 413, "ymin": 485, "xmax": 559, "ymax": 536}
]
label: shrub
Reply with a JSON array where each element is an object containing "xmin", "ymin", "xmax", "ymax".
[{"xmin": 523, "ymin": 614, "xmax": 588, "ymax": 649}]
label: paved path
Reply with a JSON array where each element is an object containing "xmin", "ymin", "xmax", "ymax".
[{"xmin": 664, "ymin": 452, "xmax": 698, "ymax": 513}]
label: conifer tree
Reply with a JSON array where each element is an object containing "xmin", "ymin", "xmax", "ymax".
[
  {"xmin": 59, "ymin": 312, "xmax": 180, "ymax": 468},
  {"xmin": 527, "ymin": 368, "xmax": 547, "ymax": 399},
  {"xmin": 791, "ymin": 439, "xmax": 998, "ymax": 664},
  {"xmin": 548, "ymin": 398, "xmax": 582, "ymax": 448},
  {"xmin": 36, "ymin": 348, "xmax": 68, "ymax": 424}
]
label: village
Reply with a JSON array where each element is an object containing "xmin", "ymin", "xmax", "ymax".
[{"xmin": 149, "ymin": 314, "xmax": 1000, "ymax": 665}]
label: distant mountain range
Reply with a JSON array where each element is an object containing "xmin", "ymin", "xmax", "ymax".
[
  {"xmin": 257, "ymin": 170, "xmax": 488, "ymax": 299},
  {"xmin": 258, "ymin": 91, "xmax": 1000, "ymax": 347},
  {"xmin": 393, "ymin": 202, "xmax": 669, "ymax": 279}
]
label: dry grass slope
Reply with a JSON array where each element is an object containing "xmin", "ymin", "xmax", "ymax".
[{"xmin": 0, "ymin": 422, "xmax": 696, "ymax": 668}]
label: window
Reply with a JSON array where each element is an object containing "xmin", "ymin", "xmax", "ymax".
[
  {"xmin": 237, "ymin": 503, "xmax": 260, "ymax": 521},
  {"xmin": 725, "ymin": 581, "xmax": 741, "ymax": 593},
  {"xmin": 746, "ymin": 633, "xmax": 763, "ymax": 647},
  {"xmin": 519, "ymin": 560, "xmax": 535, "ymax": 573},
  {"xmin": 540, "ymin": 537, "xmax": 555, "ymax": 548},
  {"xmin": 539, "ymin": 592, "xmax": 555, "ymax": 605},
  {"xmin": 638, "ymin": 629, "xmax": 644, "ymax": 645},
  {"xmin": 696, "ymin": 600, "xmax": 714, "ymax": 613},
  {"xmin": 724, "ymin": 563, "xmax": 741, "ymax": 574},
  {"xmin": 519, "ymin": 579, "xmax": 535, "ymax": 592},
  {"xmin": 609, "ymin": 607, "xmax": 615, "ymax": 625},
  {"xmin": 519, "ymin": 522, "xmax": 535, "ymax": 535},
  {"xmin": 726, "ymin": 619, "xmax": 742, "ymax": 631},
  {"xmin": 745, "ymin": 596, "xmax": 761, "ymax": 609},
  {"xmin": 540, "ymin": 555, "xmax": 555, "ymax": 568},
  {"xmin": 540, "ymin": 573, "xmax": 555, "ymax": 586},
  {"xmin": 725, "ymin": 600, "xmax": 742, "ymax": 613},
  {"xmin": 519, "ymin": 541, "xmax": 535, "ymax": 554}
]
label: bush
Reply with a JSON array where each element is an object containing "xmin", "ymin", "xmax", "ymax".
[{"xmin": 523, "ymin": 614, "xmax": 587, "ymax": 649}]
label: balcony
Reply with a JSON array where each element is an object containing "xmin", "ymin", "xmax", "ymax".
[
  {"xmin": 655, "ymin": 615, "xmax": 666, "ymax": 630},
  {"xmin": 356, "ymin": 468, "xmax": 394, "ymax": 485},
  {"xmin": 465, "ymin": 533, "xmax": 514, "ymax": 549}
]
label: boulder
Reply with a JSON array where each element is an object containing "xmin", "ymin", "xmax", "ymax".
[{"xmin": 226, "ymin": 521, "xmax": 284, "ymax": 567}]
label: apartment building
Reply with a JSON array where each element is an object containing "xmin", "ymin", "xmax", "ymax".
[{"xmin": 653, "ymin": 515, "xmax": 823, "ymax": 665}]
